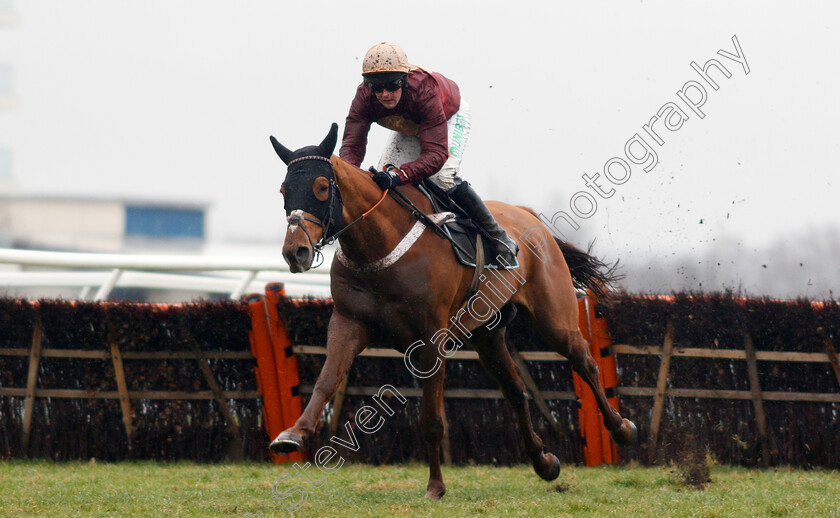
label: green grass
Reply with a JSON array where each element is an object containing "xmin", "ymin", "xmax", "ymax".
[{"xmin": 1, "ymin": 460, "xmax": 839, "ymax": 517}]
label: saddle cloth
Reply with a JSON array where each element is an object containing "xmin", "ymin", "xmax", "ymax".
[{"xmin": 417, "ymin": 180, "xmax": 520, "ymax": 270}]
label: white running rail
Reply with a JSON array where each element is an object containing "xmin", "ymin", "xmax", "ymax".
[{"xmin": 0, "ymin": 248, "xmax": 332, "ymax": 301}]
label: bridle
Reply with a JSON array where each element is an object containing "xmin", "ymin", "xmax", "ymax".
[{"xmin": 285, "ymin": 156, "xmax": 389, "ymax": 268}]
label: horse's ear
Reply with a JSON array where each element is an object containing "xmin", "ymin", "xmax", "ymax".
[
  {"xmin": 318, "ymin": 123, "xmax": 339, "ymax": 157},
  {"xmin": 270, "ymin": 136, "xmax": 294, "ymax": 165}
]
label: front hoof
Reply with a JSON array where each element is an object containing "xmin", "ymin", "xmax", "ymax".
[
  {"xmin": 609, "ymin": 418, "xmax": 638, "ymax": 446},
  {"xmin": 535, "ymin": 452, "xmax": 561, "ymax": 481},
  {"xmin": 424, "ymin": 481, "xmax": 446, "ymax": 500},
  {"xmin": 269, "ymin": 430, "xmax": 304, "ymax": 456}
]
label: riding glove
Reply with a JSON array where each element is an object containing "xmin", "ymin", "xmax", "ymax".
[{"xmin": 370, "ymin": 166, "xmax": 402, "ymax": 190}]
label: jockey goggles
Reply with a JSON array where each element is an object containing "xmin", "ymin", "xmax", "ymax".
[{"xmin": 364, "ymin": 73, "xmax": 406, "ymax": 93}]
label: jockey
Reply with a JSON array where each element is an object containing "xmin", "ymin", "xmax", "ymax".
[{"xmin": 340, "ymin": 42, "xmax": 519, "ymax": 265}]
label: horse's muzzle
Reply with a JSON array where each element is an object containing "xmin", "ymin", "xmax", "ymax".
[{"xmin": 283, "ymin": 244, "xmax": 313, "ymax": 273}]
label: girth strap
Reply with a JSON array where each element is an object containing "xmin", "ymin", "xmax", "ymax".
[{"xmin": 467, "ymin": 234, "xmax": 485, "ymax": 301}]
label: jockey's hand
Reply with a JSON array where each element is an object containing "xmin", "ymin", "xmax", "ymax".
[{"xmin": 370, "ymin": 166, "xmax": 401, "ymax": 190}]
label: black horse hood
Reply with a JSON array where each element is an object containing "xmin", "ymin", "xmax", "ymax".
[{"xmin": 270, "ymin": 123, "xmax": 344, "ymax": 237}]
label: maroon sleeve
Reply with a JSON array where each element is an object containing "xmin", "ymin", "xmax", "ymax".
[
  {"xmin": 398, "ymin": 85, "xmax": 449, "ymax": 184},
  {"xmin": 339, "ymin": 83, "xmax": 373, "ymax": 167},
  {"xmin": 432, "ymin": 72, "xmax": 461, "ymax": 119}
]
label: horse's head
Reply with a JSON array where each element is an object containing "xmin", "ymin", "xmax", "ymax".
[{"xmin": 270, "ymin": 123, "xmax": 342, "ymax": 272}]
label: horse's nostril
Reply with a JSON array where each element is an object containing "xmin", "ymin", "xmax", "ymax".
[{"xmin": 295, "ymin": 246, "xmax": 311, "ymax": 264}]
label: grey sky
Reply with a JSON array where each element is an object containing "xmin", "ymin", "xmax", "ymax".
[{"xmin": 1, "ymin": 1, "xmax": 838, "ymax": 296}]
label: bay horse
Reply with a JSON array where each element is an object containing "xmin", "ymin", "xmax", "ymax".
[{"xmin": 268, "ymin": 123, "xmax": 636, "ymax": 498}]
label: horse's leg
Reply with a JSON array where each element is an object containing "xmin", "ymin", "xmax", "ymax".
[
  {"xmin": 419, "ymin": 362, "xmax": 447, "ymax": 499},
  {"xmin": 269, "ymin": 311, "xmax": 369, "ymax": 455},
  {"xmin": 532, "ymin": 309, "xmax": 637, "ymax": 446},
  {"xmin": 471, "ymin": 322, "xmax": 561, "ymax": 481}
]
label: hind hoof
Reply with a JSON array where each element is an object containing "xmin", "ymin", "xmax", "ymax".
[
  {"xmin": 610, "ymin": 418, "xmax": 638, "ymax": 446},
  {"xmin": 269, "ymin": 430, "xmax": 304, "ymax": 456},
  {"xmin": 535, "ymin": 453, "xmax": 561, "ymax": 481}
]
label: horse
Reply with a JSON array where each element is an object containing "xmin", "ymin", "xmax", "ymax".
[{"xmin": 268, "ymin": 123, "xmax": 637, "ymax": 498}]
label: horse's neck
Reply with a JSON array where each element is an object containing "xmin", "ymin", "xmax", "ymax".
[{"xmin": 331, "ymin": 157, "xmax": 418, "ymax": 264}]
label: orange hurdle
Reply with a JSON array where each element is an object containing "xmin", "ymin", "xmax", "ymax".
[
  {"xmin": 574, "ymin": 294, "xmax": 603, "ymax": 466},
  {"xmin": 263, "ymin": 283, "xmax": 304, "ymax": 462},
  {"xmin": 245, "ymin": 293, "xmax": 290, "ymax": 464},
  {"xmin": 587, "ymin": 291, "xmax": 620, "ymax": 465},
  {"xmin": 573, "ymin": 291, "xmax": 620, "ymax": 466}
]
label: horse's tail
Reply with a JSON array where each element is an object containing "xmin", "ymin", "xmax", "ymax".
[
  {"xmin": 555, "ymin": 239, "xmax": 623, "ymax": 299},
  {"xmin": 519, "ymin": 206, "xmax": 623, "ymax": 299}
]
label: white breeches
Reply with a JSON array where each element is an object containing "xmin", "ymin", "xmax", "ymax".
[{"xmin": 377, "ymin": 100, "xmax": 472, "ymax": 191}]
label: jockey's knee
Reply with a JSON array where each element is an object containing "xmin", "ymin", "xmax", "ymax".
[{"xmin": 430, "ymin": 167, "xmax": 461, "ymax": 191}]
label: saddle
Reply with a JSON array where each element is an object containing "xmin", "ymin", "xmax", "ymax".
[{"xmin": 416, "ymin": 180, "xmax": 520, "ymax": 271}]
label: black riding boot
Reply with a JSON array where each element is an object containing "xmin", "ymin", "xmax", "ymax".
[{"xmin": 448, "ymin": 181, "xmax": 519, "ymax": 265}]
